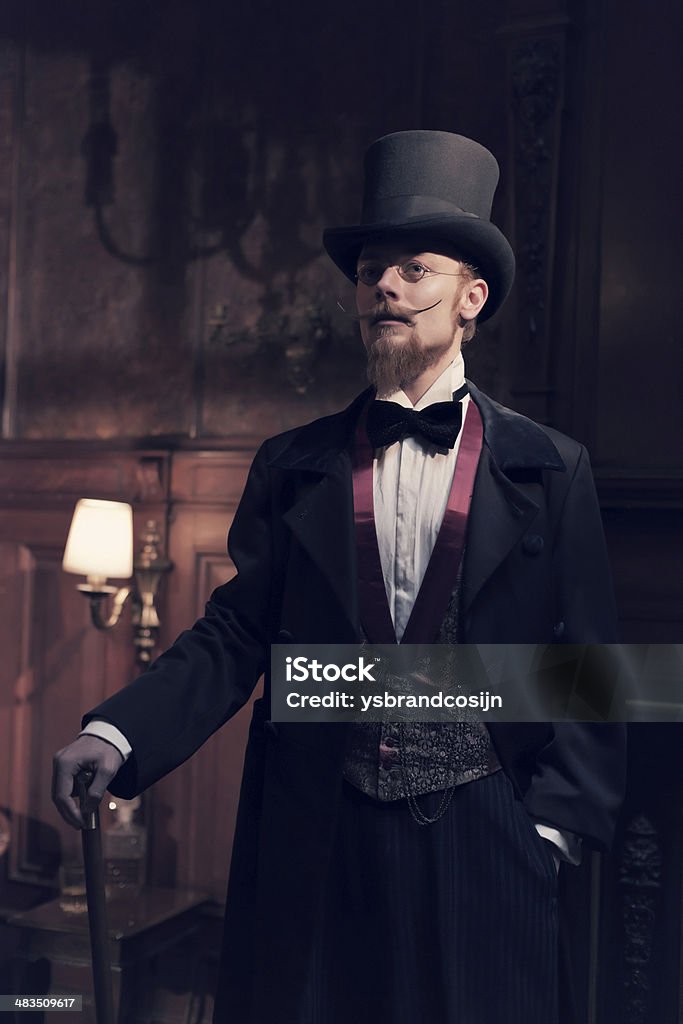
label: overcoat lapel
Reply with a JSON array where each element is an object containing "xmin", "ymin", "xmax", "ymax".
[
  {"xmin": 462, "ymin": 383, "xmax": 566, "ymax": 613},
  {"xmin": 270, "ymin": 389, "xmax": 371, "ymax": 640},
  {"xmin": 461, "ymin": 446, "xmax": 541, "ymax": 612},
  {"xmin": 282, "ymin": 460, "xmax": 359, "ymax": 635}
]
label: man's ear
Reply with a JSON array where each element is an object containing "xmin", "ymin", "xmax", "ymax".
[{"xmin": 459, "ymin": 279, "xmax": 489, "ymax": 322}]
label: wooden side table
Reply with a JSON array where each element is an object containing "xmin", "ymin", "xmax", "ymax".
[{"xmin": 7, "ymin": 887, "xmax": 214, "ymax": 1023}]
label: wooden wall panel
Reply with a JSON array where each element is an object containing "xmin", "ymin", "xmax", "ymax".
[
  {"xmin": 0, "ymin": 35, "xmax": 22, "ymax": 437},
  {"xmin": 0, "ymin": 446, "xmax": 171, "ymax": 904},
  {"xmin": 0, "ymin": 0, "xmax": 518, "ymax": 444},
  {"xmin": 596, "ymin": 0, "xmax": 683, "ymax": 472},
  {"xmin": 0, "ymin": 443, "xmax": 261, "ymax": 907},
  {"xmin": 14, "ymin": 36, "xmax": 198, "ymax": 440},
  {"xmin": 0, "ymin": 517, "xmax": 114, "ymax": 891},
  {"xmin": 0, "ymin": 542, "xmax": 30, "ymax": 836},
  {"xmin": 604, "ymin": 508, "xmax": 683, "ymax": 644}
]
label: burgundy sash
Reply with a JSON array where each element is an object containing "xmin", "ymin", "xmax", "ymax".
[{"xmin": 352, "ymin": 397, "xmax": 483, "ymax": 644}]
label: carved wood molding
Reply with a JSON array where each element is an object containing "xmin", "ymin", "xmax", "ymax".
[
  {"xmin": 618, "ymin": 814, "xmax": 662, "ymax": 1024},
  {"xmin": 0, "ymin": 445, "xmax": 172, "ymax": 506},
  {"xmin": 502, "ymin": 13, "xmax": 570, "ymax": 423},
  {"xmin": 0, "ymin": 34, "xmax": 24, "ymax": 439}
]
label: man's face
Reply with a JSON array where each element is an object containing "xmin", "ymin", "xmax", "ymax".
[{"xmin": 355, "ymin": 240, "xmax": 475, "ymax": 396}]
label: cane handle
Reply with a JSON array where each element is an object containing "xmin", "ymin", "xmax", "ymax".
[{"xmin": 74, "ymin": 768, "xmax": 99, "ymax": 831}]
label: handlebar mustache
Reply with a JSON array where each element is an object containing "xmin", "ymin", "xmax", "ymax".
[{"xmin": 336, "ymin": 299, "xmax": 443, "ymax": 322}]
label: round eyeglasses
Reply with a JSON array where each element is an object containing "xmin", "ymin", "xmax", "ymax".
[{"xmin": 355, "ymin": 260, "xmax": 468, "ymax": 287}]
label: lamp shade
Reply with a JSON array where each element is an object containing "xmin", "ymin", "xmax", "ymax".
[{"xmin": 62, "ymin": 499, "xmax": 134, "ymax": 580}]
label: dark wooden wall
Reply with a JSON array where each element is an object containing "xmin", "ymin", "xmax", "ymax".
[
  {"xmin": 0, "ymin": 0, "xmax": 681, "ymax": 1021},
  {"xmin": 0, "ymin": 442, "xmax": 254, "ymax": 900}
]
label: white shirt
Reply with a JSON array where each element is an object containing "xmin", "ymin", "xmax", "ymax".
[{"xmin": 374, "ymin": 353, "xmax": 469, "ymax": 641}]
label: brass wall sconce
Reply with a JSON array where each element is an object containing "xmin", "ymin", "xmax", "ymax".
[{"xmin": 62, "ymin": 499, "xmax": 172, "ymax": 669}]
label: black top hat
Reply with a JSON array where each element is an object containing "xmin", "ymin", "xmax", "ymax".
[{"xmin": 323, "ymin": 130, "xmax": 515, "ymax": 322}]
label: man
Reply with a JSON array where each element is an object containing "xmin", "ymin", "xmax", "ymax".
[{"xmin": 53, "ymin": 131, "xmax": 626, "ymax": 1024}]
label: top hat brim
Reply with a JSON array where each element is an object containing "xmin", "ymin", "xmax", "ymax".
[{"xmin": 323, "ymin": 212, "xmax": 515, "ymax": 323}]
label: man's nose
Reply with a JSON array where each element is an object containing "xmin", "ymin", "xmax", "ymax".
[{"xmin": 374, "ymin": 265, "xmax": 402, "ymax": 300}]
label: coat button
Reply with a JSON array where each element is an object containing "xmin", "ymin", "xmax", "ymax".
[
  {"xmin": 522, "ymin": 533, "xmax": 544, "ymax": 556},
  {"xmin": 264, "ymin": 721, "xmax": 279, "ymax": 739},
  {"xmin": 553, "ymin": 621, "xmax": 565, "ymax": 639}
]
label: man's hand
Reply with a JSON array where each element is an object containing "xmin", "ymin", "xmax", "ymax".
[{"xmin": 52, "ymin": 735, "xmax": 124, "ymax": 829}]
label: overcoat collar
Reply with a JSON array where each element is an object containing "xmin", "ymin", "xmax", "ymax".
[
  {"xmin": 268, "ymin": 381, "xmax": 567, "ymax": 622},
  {"xmin": 268, "ymin": 381, "xmax": 566, "ymax": 475},
  {"xmin": 267, "ymin": 388, "xmax": 371, "ymax": 474}
]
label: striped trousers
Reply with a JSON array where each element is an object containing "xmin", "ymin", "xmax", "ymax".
[{"xmin": 302, "ymin": 770, "xmax": 559, "ymax": 1024}]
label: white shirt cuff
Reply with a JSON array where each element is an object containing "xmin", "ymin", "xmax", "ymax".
[
  {"xmin": 79, "ymin": 720, "xmax": 132, "ymax": 762},
  {"xmin": 533, "ymin": 822, "xmax": 582, "ymax": 866}
]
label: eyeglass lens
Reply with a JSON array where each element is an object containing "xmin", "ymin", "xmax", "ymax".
[{"xmin": 356, "ymin": 261, "xmax": 426, "ymax": 286}]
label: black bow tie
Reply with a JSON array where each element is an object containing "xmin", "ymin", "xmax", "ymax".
[{"xmin": 366, "ymin": 383, "xmax": 469, "ymax": 450}]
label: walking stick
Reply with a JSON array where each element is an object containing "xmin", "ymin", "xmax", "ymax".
[{"xmin": 74, "ymin": 768, "xmax": 116, "ymax": 1024}]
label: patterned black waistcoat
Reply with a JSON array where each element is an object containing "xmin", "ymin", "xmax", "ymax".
[{"xmin": 342, "ymin": 575, "xmax": 500, "ymax": 800}]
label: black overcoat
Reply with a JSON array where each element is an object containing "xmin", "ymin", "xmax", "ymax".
[{"xmin": 84, "ymin": 382, "xmax": 627, "ymax": 1023}]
